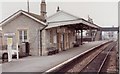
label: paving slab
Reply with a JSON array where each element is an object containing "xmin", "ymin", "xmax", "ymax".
[{"xmin": 2, "ymin": 41, "xmax": 108, "ymax": 72}]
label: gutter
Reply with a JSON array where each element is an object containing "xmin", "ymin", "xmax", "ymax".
[{"xmin": 39, "ymin": 25, "xmax": 48, "ymax": 56}]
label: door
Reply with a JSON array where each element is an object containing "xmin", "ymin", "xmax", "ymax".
[{"xmin": 18, "ymin": 29, "xmax": 29, "ymax": 55}]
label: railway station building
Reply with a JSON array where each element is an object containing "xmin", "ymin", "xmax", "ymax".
[
  {"xmin": 44, "ymin": 9, "xmax": 100, "ymax": 54},
  {"xmin": 0, "ymin": 0, "xmax": 101, "ymax": 56}
]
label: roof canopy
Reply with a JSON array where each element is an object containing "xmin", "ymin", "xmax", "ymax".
[
  {"xmin": 46, "ymin": 19, "xmax": 99, "ymax": 30},
  {"xmin": 46, "ymin": 10, "xmax": 100, "ymax": 30}
]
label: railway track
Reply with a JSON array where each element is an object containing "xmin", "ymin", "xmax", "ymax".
[
  {"xmin": 45, "ymin": 41, "xmax": 117, "ymax": 74},
  {"xmin": 80, "ymin": 41, "xmax": 117, "ymax": 73}
]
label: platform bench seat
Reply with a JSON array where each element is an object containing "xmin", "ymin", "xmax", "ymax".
[{"xmin": 47, "ymin": 47, "xmax": 59, "ymax": 55}]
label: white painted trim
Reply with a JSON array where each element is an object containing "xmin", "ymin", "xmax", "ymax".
[
  {"xmin": 82, "ymin": 20, "xmax": 98, "ymax": 28},
  {"xmin": 47, "ymin": 10, "xmax": 79, "ymax": 20},
  {"xmin": 45, "ymin": 41, "xmax": 110, "ymax": 72},
  {"xmin": 46, "ymin": 19, "xmax": 99, "ymax": 29},
  {"xmin": 21, "ymin": 30, "xmax": 24, "ymax": 42},
  {"xmin": 1, "ymin": 11, "xmax": 22, "ymax": 26},
  {"xmin": 18, "ymin": 29, "xmax": 28, "ymax": 42},
  {"xmin": 1, "ymin": 10, "xmax": 46, "ymax": 27}
]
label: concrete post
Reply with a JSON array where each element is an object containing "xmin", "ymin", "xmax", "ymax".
[{"xmin": 7, "ymin": 45, "xmax": 12, "ymax": 62}]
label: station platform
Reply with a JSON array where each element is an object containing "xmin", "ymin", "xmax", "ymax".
[{"xmin": 2, "ymin": 40, "xmax": 109, "ymax": 72}]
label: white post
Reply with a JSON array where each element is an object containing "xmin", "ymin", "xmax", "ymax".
[
  {"xmin": 16, "ymin": 43, "xmax": 19, "ymax": 59},
  {"xmin": 7, "ymin": 37, "xmax": 13, "ymax": 62},
  {"xmin": 7, "ymin": 45, "xmax": 12, "ymax": 62}
]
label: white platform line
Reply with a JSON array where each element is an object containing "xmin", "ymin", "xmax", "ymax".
[{"xmin": 45, "ymin": 41, "xmax": 110, "ymax": 73}]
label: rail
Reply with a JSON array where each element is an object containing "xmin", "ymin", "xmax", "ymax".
[{"xmin": 44, "ymin": 40, "xmax": 113, "ymax": 73}]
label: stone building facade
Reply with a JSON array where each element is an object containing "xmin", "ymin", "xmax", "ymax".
[
  {"xmin": 1, "ymin": 10, "xmax": 46, "ymax": 56},
  {"xmin": 0, "ymin": 0, "xmax": 100, "ymax": 56}
]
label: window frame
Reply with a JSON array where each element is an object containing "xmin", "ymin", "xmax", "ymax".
[{"xmin": 18, "ymin": 29, "xmax": 28, "ymax": 42}]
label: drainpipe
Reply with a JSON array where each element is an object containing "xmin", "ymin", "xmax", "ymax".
[
  {"xmin": 1, "ymin": 31, "xmax": 3, "ymax": 50},
  {"xmin": 39, "ymin": 25, "xmax": 48, "ymax": 56},
  {"xmin": 118, "ymin": 26, "xmax": 119, "ymax": 55}
]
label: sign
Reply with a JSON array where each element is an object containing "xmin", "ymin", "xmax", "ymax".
[
  {"xmin": 4, "ymin": 33, "xmax": 15, "ymax": 37},
  {"xmin": 7, "ymin": 38, "xmax": 13, "ymax": 46}
]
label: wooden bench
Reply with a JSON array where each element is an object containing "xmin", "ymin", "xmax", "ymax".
[
  {"xmin": 73, "ymin": 41, "xmax": 80, "ymax": 47},
  {"xmin": 47, "ymin": 47, "xmax": 59, "ymax": 55}
]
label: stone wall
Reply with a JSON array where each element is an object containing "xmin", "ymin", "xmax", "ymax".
[{"xmin": 2, "ymin": 14, "xmax": 44, "ymax": 56}]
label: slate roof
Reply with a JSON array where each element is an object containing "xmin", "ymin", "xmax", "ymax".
[
  {"xmin": 22, "ymin": 10, "xmax": 46, "ymax": 22},
  {"xmin": 0, "ymin": 10, "xmax": 46, "ymax": 27},
  {"xmin": 46, "ymin": 10, "xmax": 100, "ymax": 29}
]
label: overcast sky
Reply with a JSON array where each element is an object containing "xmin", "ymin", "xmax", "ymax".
[{"xmin": 0, "ymin": 0, "xmax": 118, "ymax": 27}]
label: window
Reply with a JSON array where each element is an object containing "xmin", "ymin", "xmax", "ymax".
[
  {"xmin": 19, "ymin": 30, "xmax": 22, "ymax": 40},
  {"xmin": 19, "ymin": 30, "xmax": 28, "ymax": 42},
  {"xmin": 24, "ymin": 30, "xmax": 27, "ymax": 40}
]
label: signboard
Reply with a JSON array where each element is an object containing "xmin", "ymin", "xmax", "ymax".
[
  {"xmin": 4, "ymin": 33, "xmax": 15, "ymax": 37},
  {"xmin": 7, "ymin": 38, "xmax": 13, "ymax": 46}
]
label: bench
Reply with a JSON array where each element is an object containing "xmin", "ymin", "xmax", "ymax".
[
  {"xmin": 47, "ymin": 47, "xmax": 59, "ymax": 55},
  {"xmin": 73, "ymin": 43, "xmax": 79, "ymax": 47},
  {"xmin": 73, "ymin": 41, "xmax": 80, "ymax": 47}
]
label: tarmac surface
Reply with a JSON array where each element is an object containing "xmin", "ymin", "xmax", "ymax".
[{"xmin": 2, "ymin": 41, "xmax": 108, "ymax": 72}]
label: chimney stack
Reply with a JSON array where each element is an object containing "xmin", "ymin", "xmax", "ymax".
[
  {"xmin": 27, "ymin": 0, "xmax": 30, "ymax": 13},
  {"xmin": 57, "ymin": 6, "xmax": 60, "ymax": 12},
  {"xmin": 41, "ymin": 0, "xmax": 47, "ymax": 18}
]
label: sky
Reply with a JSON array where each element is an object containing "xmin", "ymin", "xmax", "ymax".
[{"xmin": 0, "ymin": 0, "xmax": 119, "ymax": 29}]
